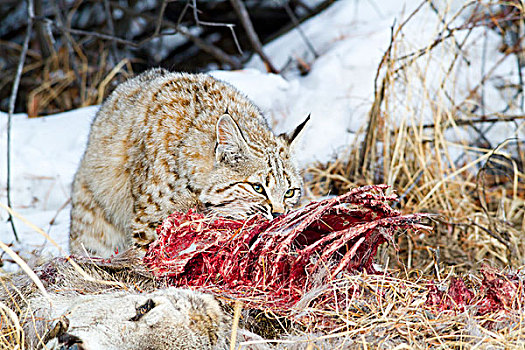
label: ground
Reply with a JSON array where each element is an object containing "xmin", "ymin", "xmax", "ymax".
[{"xmin": 1, "ymin": 0, "xmax": 524, "ymax": 348}]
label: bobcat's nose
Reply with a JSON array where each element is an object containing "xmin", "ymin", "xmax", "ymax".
[
  {"xmin": 270, "ymin": 203, "xmax": 285, "ymax": 219},
  {"xmin": 271, "ymin": 212, "xmax": 283, "ymax": 219}
]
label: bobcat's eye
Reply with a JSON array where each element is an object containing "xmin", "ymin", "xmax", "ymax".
[
  {"xmin": 251, "ymin": 183, "xmax": 265, "ymax": 194},
  {"xmin": 284, "ymin": 189, "xmax": 296, "ymax": 198}
]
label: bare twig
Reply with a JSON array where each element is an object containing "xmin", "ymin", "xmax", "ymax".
[
  {"xmin": 394, "ymin": 1, "xmax": 475, "ymax": 74},
  {"xmin": 52, "ymin": 25, "xmax": 142, "ymax": 46},
  {"xmin": 357, "ymin": 22, "xmax": 396, "ymax": 176},
  {"xmin": 283, "ymin": 1, "xmax": 318, "ymax": 58},
  {"xmin": 189, "ymin": 0, "xmax": 234, "ymax": 29},
  {"xmin": 155, "ymin": 0, "xmax": 169, "ymax": 36},
  {"xmin": 394, "ymin": 30, "xmax": 456, "ymax": 73},
  {"xmin": 516, "ymin": 49, "xmax": 524, "ymax": 112},
  {"xmin": 290, "ymin": 0, "xmax": 313, "ymax": 13},
  {"xmin": 34, "ymin": 0, "xmax": 53, "ymax": 59},
  {"xmin": 393, "ymin": 169, "xmax": 424, "ymax": 208},
  {"xmin": 103, "ymin": 0, "xmax": 119, "ymax": 65},
  {"xmin": 481, "ymin": 27, "xmax": 488, "ymax": 124},
  {"xmin": 155, "ymin": 2, "xmax": 244, "ymax": 66},
  {"xmin": 54, "ymin": 5, "xmax": 242, "ymax": 69},
  {"xmin": 421, "ymin": 114, "xmax": 525, "ymax": 129},
  {"xmin": 457, "ymin": 24, "xmax": 525, "ymax": 153},
  {"xmin": 229, "ymin": 25, "xmax": 243, "ymax": 56},
  {"xmin": 378, "ymin": 0, "xmax": 426, "ymax": 84},
  {"xmin": 434, "ymin": 22, "xmax": 476, "ymax": 110},
  {"xmin": 6, "ymin": 0, "xmax": 35, "ymax": 242},
  {"xmin": 427, "ymin": 0, "xmax": 470, "ymax": 65},
  {"xmin": 184, "ymin": 0, "xmax": 243, "ymax": 55},
  {"xmin": 176, "ymin": 25, "xmax": 242, "ymax": 68},
  {"xmin": 191, "ymin": 0, "xmax": 200, "ymax": 26},
  {"xmin": 176, "ymin": 0, "xmax": 191, "ymax": 27},
  {"xmin": 229, "ymin": 0, "xmax": 278, "ymax": 73},
  {"xmin": 507, "ymin": 12, "xmax": 525, "ymax": 111},
  {"xmin": 51, "ymin": 0, "xmax": 83, "ymax": 97}
]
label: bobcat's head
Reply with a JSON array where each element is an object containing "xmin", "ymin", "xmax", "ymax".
[{"xmin": 200, "ymin": 113, "xmax": 309, "ymax": 220}]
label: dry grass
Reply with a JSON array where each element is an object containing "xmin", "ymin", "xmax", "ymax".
[
  {"xmin": 1, "ymin": 40, "xmax": 133, "ymax": 117},
  {"xmin": 2, "ymin": 0, "xmax": 525, "ymax": 349},
  {"xmin": 0, "ymin": 299, "xmax": 25, "ymax": 349},
  {"xmin": 251, "ymin": 271, "xmax": 525, "ymax": 349},
  {"xmin": 306, "ymin": 0, "xmax": 525, "ymax": 274}
]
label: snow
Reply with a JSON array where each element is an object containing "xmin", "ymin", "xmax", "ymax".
[
  {"xmin": 1, "ymin": 0, "xmax": 522, "ymax": 269},
  {"xmin": 0, "ymin": 107, "xmax": 96, "ymax": 264}
]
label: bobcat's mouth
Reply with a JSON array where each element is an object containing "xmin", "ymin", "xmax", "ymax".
[
  {"xmin": 247, "ymin": 203, "xmax": 274, "ymax": 221},
  {"xmin": 203, "ymin": 201, "xmax": 274, "ymax": 221}
]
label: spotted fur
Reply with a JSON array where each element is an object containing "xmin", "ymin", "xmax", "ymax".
[{"xmin": 69, "ymin": 69, "xmax": 307, "ymax": 257}]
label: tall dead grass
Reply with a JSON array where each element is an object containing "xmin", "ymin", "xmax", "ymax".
[
  {"xmin": 1, "ymin": 40, "xmax": 133, "ymax": 117},
  {"xmin": 2, "ymin": 0, "xmax": 525, "ymax": 349},
  {"xmin": 307, "ymin": 0, "xmax": 525, "ymax": 273}
]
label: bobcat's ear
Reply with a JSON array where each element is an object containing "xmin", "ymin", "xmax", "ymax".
[
  {"xmin": 280, "ymin": 114, "xmax": 310, "ymax": 150},
  {"xmin": 215, "ymin": 114, "xmax": 250, "ymax": 165}
]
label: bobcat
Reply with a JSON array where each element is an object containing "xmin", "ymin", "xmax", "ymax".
[{"xmin": 69, "ymin": 68, "xmax": 308, "ymax": 257}]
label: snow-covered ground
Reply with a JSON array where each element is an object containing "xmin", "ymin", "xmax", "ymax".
[{"xmin": 1, "ymin": 0, "xmax": 522, "ymax": 269}]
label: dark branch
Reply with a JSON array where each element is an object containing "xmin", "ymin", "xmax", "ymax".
[
  {"xmin": 183, "ymin": 0, "xmax": 243, "ymax": 55},
  {"xmin": 103, "ymin": 0, "xmax": 120, "ymax": 65},
  {"xmin": 6, "ymin": 0, "xmax": 35, "ymax": 241},
  {"xmin": 53, "ymin": 5, "xmax": 242, "ymax": 69},
  {"xmin": 177, "ymin": 25, "xmax": 242, "ymax": 68},
  {"xmin": 229, "ymin": 0, "xmax": 278, "ymax": 73},
  {"xmin": 283, "ymin": 1, "xmax": 318, "ymax": 58},
  {"xmin": 155, "ymin": 0, "xmax": 169, "ymax": 36}
]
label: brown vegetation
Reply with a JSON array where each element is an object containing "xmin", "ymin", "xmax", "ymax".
[
  {"xmin": 0, "ymin": 0, "xmax": 331, "ymax": 116},
  {"xmin": 2, "ymin": 0, "xmax": 525, "ymax": 349}
]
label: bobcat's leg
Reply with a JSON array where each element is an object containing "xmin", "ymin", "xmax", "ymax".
[
  {"xmin": 129, "ymin": 185, "xmax": 190, "ymax": 254},
  {"xmin": 69, "ymin": 177, "xmax": 129, "ymax": 257},
  {"xmin": 130, "ymin": 176, "xmax": 198, "ymax": 254},
  {"xmin": 130, "ymin": 203, "xmax": 162, "ymax": 255}
]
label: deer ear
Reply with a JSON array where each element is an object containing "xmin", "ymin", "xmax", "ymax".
[
  {"xmin": 280, "ymin": 114, "xmax": 310, "ymax": 150},
  {"xmin": 215, "ymin": 114, "xmax": 250, "ymax": 164}
]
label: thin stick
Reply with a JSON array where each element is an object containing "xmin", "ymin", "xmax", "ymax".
[
  {"xmin": 49, "ymin": 14, "xmax": 242, "ymax": 69},
  {"xmin": 416, "ymin": 145, "xmax": 508, "ymax": 210},
  {"xmin": 191, "ymin": 0, "xmax": 200, "ymax": 26},
  {"xmin": 229, "ymin": 300, "xmax": 242, "ymax": 350},
  {"xmin": 96, "ymin": 58, "xmax": 129, "ymax": 104},
  {"xmin": 51, "ymin": 0, "xmax": 83, "ymax": 92},
  {"xmin": 421, "ymin": 115, "xmax": 525, "ymax": 129},
  {"xmin": 55, "ymin": 26, "xmax": 141, "ymax": 46},
  {"xmin": 154, "ymin": 0, "xmax": 169, "ymax": 36},
  {"xmin": 183, "ymin": 0, "xmax": 243, "ymax": 55},
  {"xmin": 176, "ymin": 25, "xmax": 242, "ymax": 68},
  {"xmin": 283, "ymin": 1, "xmax": 318, "ymax": 58},
  {"xmin": 0, "ymin": 241, "xmax": 51, "ymax": 301},
  {"xmin": 229, "ymin": 0, "xmax": 278, "ymax": 73},
  {"xmin": 427, "ymin": 0, "xmax": 470, "ymax": 65},
  {"xmin": 0, "ymin": 202, "xmax": 126, "ymax": 289},
  {"xmin": 0, "ymin": 301, "xmax": 24, "ymax": 348},
  {"xmin": 357, "ymin": 22, "xmax": 395, "ymax": 175},
  {"xmin": 6, "ymin": 0, "xmax": 35, "ymax": 242},
  {"xmin": 103, "ymin": 0, "xmax": 120, "ymax": 65}
]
